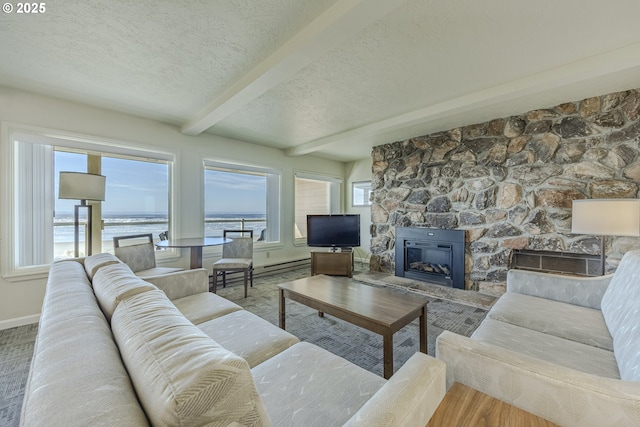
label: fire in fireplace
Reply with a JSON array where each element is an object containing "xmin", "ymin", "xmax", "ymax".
[{"xmin": 395, "ymin": 227, "xmax": 465, "ymax": 289}]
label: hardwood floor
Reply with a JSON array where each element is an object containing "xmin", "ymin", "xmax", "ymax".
[{"xmin": 427, "ymin": 382, "xmax": 559, "ymax": 427}]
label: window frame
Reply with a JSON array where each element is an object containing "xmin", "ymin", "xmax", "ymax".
[
  {"xmin": 1, "ymin": 122, "xmax": 177, "ymax": 280},
  {"xmin": 352, "ymin": 181, "xmax": 372, "ymax": 207},
  {"xmin": 293, "ymin": 171, "xmax": 343, "ymax": 246},
  {"xmin": 203, "ymin": 159, "xmax": 282, "ymax": 250}
]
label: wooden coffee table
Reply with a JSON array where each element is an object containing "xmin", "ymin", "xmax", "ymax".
[{"xmin": 278, "ymin": 274, "xmax": 429, "ymax": 379}]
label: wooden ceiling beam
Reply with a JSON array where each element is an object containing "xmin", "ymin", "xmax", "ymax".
[{"xmin": 181, "ymin": 0, "xmax": 406, "ymax": 136}]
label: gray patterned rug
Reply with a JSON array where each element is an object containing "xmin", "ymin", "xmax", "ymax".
[
  {"xmin": 0, "ymin": 323, "xmax": 37, "ymax": 427},
  {"xmin": 216, "ymin": 269, "xmax": 488, "ymax": 377},
  {"xmin": 0, "ymin": 267, "xmax": 487, "ymax": 426}
]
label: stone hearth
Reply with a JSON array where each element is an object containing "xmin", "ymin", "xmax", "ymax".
[{"xmin": 369, "ymin": 88, "xmax": 640, "ymax": 295}]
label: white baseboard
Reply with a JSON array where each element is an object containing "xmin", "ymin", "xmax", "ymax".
[{"xmin": 0, "ymin": 314, "xmax": 40, "ymax": 331}]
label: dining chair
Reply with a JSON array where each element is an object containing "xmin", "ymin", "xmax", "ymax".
[
  {"xmin": 211, "ymin": 230, "xmax": 254, "ymax": 298},
  {"xmin": 113, "ymin": 233, "xmax": 183, "ymax": 278}
]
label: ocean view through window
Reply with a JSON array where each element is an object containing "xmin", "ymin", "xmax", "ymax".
[
  {"xmin": 204, "ymin": 160, "xmax": 280, "ymax": 243},
  {"xmin": 53, "ymin": 150, "xmax": 171, "ymax": 258},
  {"xmin": 6, "ymin": 128, "xmax": 175, "ymax": 272}
]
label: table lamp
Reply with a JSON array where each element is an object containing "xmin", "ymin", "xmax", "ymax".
[
  {"xmin": 571, "ymin": 199, "xmax": 640, "ymax": 275},
  {"xmin": 58, "ymin": 171, "xmax": 106, "ymax": 257}
]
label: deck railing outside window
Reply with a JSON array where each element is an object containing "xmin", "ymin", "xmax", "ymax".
[{"xmin": 53, "ymin": 216, "xmax": 266, "ymax": 258}]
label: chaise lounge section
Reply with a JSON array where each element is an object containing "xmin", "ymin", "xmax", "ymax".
[
  {"xmin": 21, "ymin": 253, "xmax": 446, "ymax": 426},
  {"xmin": 436, "ymin": 249, "xmax": 640, "ymax": 427}
]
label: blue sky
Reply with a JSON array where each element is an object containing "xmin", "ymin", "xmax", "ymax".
[
  {"xmin": 204, "ymin": 169, "xmax": 266, "ymax": 215},
  {"xmin": 55, "ymin": 151, "xmax": 266, "ymax": 215}
]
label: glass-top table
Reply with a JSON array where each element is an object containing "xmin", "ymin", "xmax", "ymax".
[{"xmin": 155, "ymin": 237, "xmax": 231, "ymax": 269}]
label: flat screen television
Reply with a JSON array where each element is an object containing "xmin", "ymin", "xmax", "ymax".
[{"xmin": 307, "ymin": 214, "xmax": 360, "ymax": 250}]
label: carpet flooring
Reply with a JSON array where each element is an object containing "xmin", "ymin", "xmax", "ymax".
[
  {"xmin": 0, "ymin": 267, "xmax": 487, "ymax": 426},
  {"xmin": 0, "ymin": 323, "xmax": 37, "ymax": 427},
  {"xmin": 216, "ymin": 269, "xmax": 488, "ymax": 376}
]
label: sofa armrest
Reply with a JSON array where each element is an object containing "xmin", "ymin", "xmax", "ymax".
[
  {"xmin": 506, "ymin": 269, "xmax": 612, "ymax": 309},
  {"xmin": 436, "ymin": 331, "xmax": 640, "ymax": 427},
  {"xmin": 143, "ymin": 268, "xmax": 209, "ymax": 300},
  {"xmin": 343, "ymin": 352, "xmax": 446, "ymax": 427}
]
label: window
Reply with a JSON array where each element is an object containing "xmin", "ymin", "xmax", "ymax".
[
  {"xmin": 99, "ymin": 155, "xmax": 170, "ymax": 253},
  {"xmin": 204, "ymin": 160, "xmax": 280, "ymax": 243},
  {"xmin": 352, "ymin": 181, "xmax": 372, "ymax": 207},
  {"xmin": 294, "ymin": 172, "xmax": 342, "ymax": 241},
  {"xmin": 3, "ymin": 126, "xmax": 173, "ymax": 275},
  {"xmin": 53, "ymin": 151, "xmax": 170, "ymax": 257}
]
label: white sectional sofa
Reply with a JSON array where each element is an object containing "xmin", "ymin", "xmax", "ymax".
[
  {"xmin": 436, "ymin": 249, "xmax": 640, "ymax": 427},
  {"xmin": 21, "ymin": 253, "xmax": 446, "ymax": 427}
]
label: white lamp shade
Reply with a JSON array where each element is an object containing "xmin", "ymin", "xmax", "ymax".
[
  {"xmin": 58, "ymin": 172, "xmax": 106, "ymax": 201},
  {"xmin": 571, "ymin": 199, "xmax": 640, "ymax": 236}
]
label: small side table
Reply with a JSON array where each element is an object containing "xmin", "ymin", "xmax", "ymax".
[
  {"xmin": 310, "ymin": 249, "xmax": 353, "ymax": 277},
  {"xmin": 426, "ymin": 382, "xmax": 559, "ymax": 427}
]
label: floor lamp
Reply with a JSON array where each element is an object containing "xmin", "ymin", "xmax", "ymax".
[
  {"xmin": 58, "ymin": 172, "xmax": 106, "ymax": 257},
  {"xmin": 571, "ymin": 199, "xmax": 640, "ymax": 275}
]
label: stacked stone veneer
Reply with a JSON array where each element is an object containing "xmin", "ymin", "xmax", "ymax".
[{"xmin": 370, "ymin": 89, "xmax": 640, "ymax": 294}]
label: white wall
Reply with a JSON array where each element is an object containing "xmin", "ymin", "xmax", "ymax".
[
  {"xmin": 0, "ymin": 86, "xmax": 347, "ymax": 328},
  {"xmin": 345, "ymin": 159, "xmax": 373, "ymax": 262}
]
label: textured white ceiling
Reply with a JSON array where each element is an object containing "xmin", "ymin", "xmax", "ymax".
[{"xmin": 2, "ymin": 0, "xmax": 640, "ymax": 161}]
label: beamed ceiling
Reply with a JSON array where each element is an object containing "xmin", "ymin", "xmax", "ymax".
[{"xmin": 2, "ymin": 0, "xmax": 640, "ymax": 161}]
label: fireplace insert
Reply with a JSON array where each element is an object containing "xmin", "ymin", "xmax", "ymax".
[{"xmin": 395, "ymin": 227, "xmax": 465, "ymax": 289}]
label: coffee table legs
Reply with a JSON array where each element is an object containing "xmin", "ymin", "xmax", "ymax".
[
  {"xmin": 383, "ymin": 331, "xmax": 393, "ymax": 379},
  {"xmin": 279, "ymin": 288, "xmax": 286, "ymax": 330},
  {"xmin": 419, "ymin": 305, "xmax": 427, "ymax": 354}
]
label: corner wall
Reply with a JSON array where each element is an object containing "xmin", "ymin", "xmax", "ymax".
[{"xmin": 370, "ymin": 88, "xmax": 640, "ymax": 294}]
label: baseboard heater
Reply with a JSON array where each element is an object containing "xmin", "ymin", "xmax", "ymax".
[
  {"xmin": 254, "ymin": 257, "xmax": 310, "ymax": 277},
  {"xmin": 511, "ymin": 249, "xmax": 601, "ymax": 276},
  {"xmin": 214, "ymin": 257, "xmax": 311, "ymax": 284}
]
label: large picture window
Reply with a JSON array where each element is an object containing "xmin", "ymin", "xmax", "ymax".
[
  {"xmin": 294, "ymin": 172, "xmax": 342, "ymax": 242},
  {"xmin": 3, "ymin": 127, "xmax": 173, "ymax": 275},
  {"xmin": 204, "ymin": 160, "xmax": 280, "ymax": 243}
]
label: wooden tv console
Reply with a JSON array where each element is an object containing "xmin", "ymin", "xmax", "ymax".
[{"xmin": 310, "ymin": 249, "xmax": 354, "ymax": 277}]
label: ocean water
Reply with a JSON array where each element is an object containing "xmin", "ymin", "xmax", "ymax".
[{"xmin": 53, "ymin": 213, "xmax": 266, "ymax": 256}]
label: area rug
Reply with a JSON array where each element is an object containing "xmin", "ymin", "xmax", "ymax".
[
  {"xmin": 216, "ymin": 268, "xmax": 488, "ymax": 377},
  {"xmin": 0, "ymin": 323, "xmax": 37, "ymax": 427}
]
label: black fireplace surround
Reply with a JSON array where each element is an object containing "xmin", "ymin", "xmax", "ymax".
[{"xmin": 395, "ymin": 227, "xmax": 465, "ymax": 289}]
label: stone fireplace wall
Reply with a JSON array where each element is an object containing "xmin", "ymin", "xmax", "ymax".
[{"xmin": 370, "ymin": 88, "xmax": 640, "ymax": 294}]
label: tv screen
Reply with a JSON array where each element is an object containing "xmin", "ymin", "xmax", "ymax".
[{"xmin": 307, "ymin": 214, "xmax": 360, "ymax": 249}]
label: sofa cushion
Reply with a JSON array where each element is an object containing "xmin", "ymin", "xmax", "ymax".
[
  {"xmin": 198, "ymin": 310, "xmax": 299, "ymax": 367},
  {"xmin": 111, "ymin": 289, "xmax": 270, "ymax": 426},
  {"xmin": 144, "ymin": 268, "xmax": 209, "ymax": 299},
  {"xmin": 92, "ymin": 262, "xmax": 158, "ymax": 321},
  {"xmin": 172, "ymin": 291, "xmax": 243, "ymax": 324},
  {"xmin": 472, "ymin": 318, "xmax": 620, "ymax": 379},
  {"xmin": 601, "ymin": 249, "xmax": 640, "ymax": 381},
  {"xmin": 488, "ymin": 292, "xmax": 613, "ymax": 351},
  {"xmin": 21, "ymin": 260, "xmax": 149, "ymax": 427},
  {"xmin": 83, "ymin": 252, "xmax": 121, "ymax": 280},
  {"xmin": 251, "ymin": 342, "xmax": 386, "ymax": 426}
]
